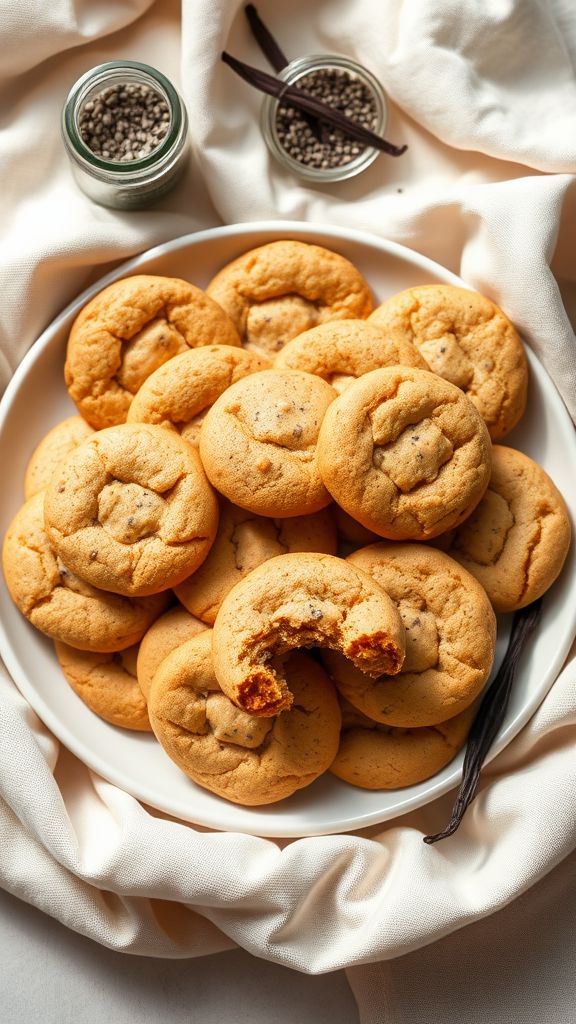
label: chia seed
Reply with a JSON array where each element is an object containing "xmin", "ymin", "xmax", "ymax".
[
  {"xmin": 78, "ymin": 82, "xmax": 171, "ymax": 163},
  {"xmin": 274, "ymin": 67, "xmax": 378, "ymax": 170}
]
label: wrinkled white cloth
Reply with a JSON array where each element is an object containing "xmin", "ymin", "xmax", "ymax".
[{"xmin": 1, "ymin": 0, "xmax": 576, "ymax": 1012}]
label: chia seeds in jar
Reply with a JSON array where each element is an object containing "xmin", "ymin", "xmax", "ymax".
[
  {"xmin": 261, "ymin": 54, "xmax": 388, "ymax": 182},
  {"xmin": 62, "ymin": 61, "xmax": 189, "ymax": 209}
]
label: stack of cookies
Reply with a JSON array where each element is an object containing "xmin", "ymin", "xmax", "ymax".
[{"xmin": 2, "ymin": 240, "xmax": 571, "ymax": 807}]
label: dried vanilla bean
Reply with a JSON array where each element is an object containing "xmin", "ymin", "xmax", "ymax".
[
  {"xmin": 423, "ymin": 599, "xmax": 543, "ymax": 845},
  {"xmin": 221, "ymin": 51, "xmax": 407, "ymax": 157},
  {"xmin": 245, "ymin": 4, "xmax": 289, "ymax": 72}
]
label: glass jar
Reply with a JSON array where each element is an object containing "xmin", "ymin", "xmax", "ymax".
[
  {"xmin": 260, "ymin": 54, "xmax": 388, "ymax": 183},
  {"xmin": 62, "ymin": 60, "xmax": 189, "ymax": 209}
]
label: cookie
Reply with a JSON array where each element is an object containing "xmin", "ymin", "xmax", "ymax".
[
  {"xmin": 330, "ymin": 698, "xmax": 476, "ymax": 789},
  {"xmin": 65, "ymin": 275, "xmax": 241, "ymax": 429},
  {"xmin": 333, "ymin": 507, "xmax": 380, "ymax": 549},
  {"xmin": 55, "ymin": 641, "xmax": 151, "ymax": 731},
  {"xmin": 317, "ymin": 367, "xmax": 492, "ymax": 540},
  {"xmin": 436, "ymin": 445, "xmax": 571, "ymax": 611},
  {"xmin": 369, "ymin": 284, "xmax": 528, "ymax": 440},
  {"xmin": 44, "ymin": 423, "xmax": 219, "ymax": 597},
  {"xmin": 174, "ymin": 501, "xmax": 337, "ymax": 625},
  {"xmin": 24, "ymin": 416, "xmax": 93, "ymax": 499},
  {"xmin": 148, "ymin": 631, "xmax": 341, "ymax": 805},
  {"xmin": 211, "ymin": 552, "xmax": 405, "ymax": 717},
  {"xmin": 206, "ymin": 240, "xmax": 374, "ymax": 356},
  {"xmin": 275, "ymin": 319, "xmax": 428, "ymax": 392},
  {"xmin": 136, "ymin": 604, "xmax": 208, "ymax": 699},
  {"xmin": 322, "ymin": 544, "xmax": 496, "ymax": 727},
  {"xmin": 199, "ymin": 369, "xmax": 335, "ymax": 517},
  {"xmin": 2, "ymin": 492, "xmax": 169, "ymax": 651},
  {"xmin": 127, "ymin": 345, "xmax": 270, "ymax": 446}
]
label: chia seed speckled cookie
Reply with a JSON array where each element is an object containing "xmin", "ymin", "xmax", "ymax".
[
  {"xmin": 369, "ymin": 284, "xmax": 528, "ymax": 440},
  {"xmin": 322, "ymin": 543, "xmax": 496, "ymax": 727},
  {"xmin": 126, "ymin": 345, "xmax": 270, "ymax": 446},
  {"xmin": 199, "ymin": 369, "xmax": 336, "ymax": 518},
  {"xmin": 174, "ymin": 500, "xmax": 337, "ymax": 624},
  {"xmin": 435, "ymin": 445, "xmax": 571, "ymax": 611},
  {"xmin": 2, "ymin": 492, "xmax": 169, "ymax": 651},
  {"xmin": 275, "ymin": 319, "xmax": 428, "ymax": 392},
  {"xmin": 44, "ymin": 423, "xmax": 219, "ymax": 597},
  {"xmin": 65, "ymin": 275, "xmax": 241, "ymax": 429},
  {"xmin": 206, "ymin": 240, "xmax": 374, "ymax": 357},
  {"xmin": 55, "ymin": 641, "xmax": 151, "ymax": 731},
  {"xmin": 148, "ymin": 631, "xmax": 341, "ymax": 805},
  {"xmin": 211, "ymin": 551, "xmax": 405, "ymax": 717},
  {"xmin": 317, "ymin": 367, "xmax": 492, "ymax": 540}
]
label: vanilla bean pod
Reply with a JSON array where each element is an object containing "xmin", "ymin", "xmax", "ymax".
[
  {"xmin": 423, "ymin": 599, "xmax": 543, "ymax": 845},
  {"xmin": 221, "ymin": 51, "xmax": 407, "ymax": 157},
  {"xmin": 245, "ymin": 4, "xmax": 289, "ymax": 71}
]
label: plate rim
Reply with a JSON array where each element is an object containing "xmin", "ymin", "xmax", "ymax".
[{"xmin": 1, "ymin": 219, "xmax": 575, "ymax": 838}]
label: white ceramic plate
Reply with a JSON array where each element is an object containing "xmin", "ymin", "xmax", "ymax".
[{"xmin": 1, "ymin": 222, "xmax": 575, "ymax": 838}]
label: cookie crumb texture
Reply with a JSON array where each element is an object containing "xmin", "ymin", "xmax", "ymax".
[
  {"xmin": 437, "ymin": 445, "xmax": 571, "ymax": 611},
  {"xmin": 148, "ymin": 632, "xmax": 341, "ymax": 805},
  {"xmin": 2, "ymin": 491, "xmax": 169, "ymax": 651},
  {"xmin": 323, "ymin": 544, "xmax": 496, "ymax": 727},
  {"xmin": 65, "ymin": 275, "xmax": 240, "ymax": 429},
  {"xmin": 369, "ymin": 285, "xmax": 528, "ymax": 440},
  {"xmin": 318, "ymin": 366, "xmax": 492, "ymax": 540},
  {"xmin": 211, "ymin": 552, "xmax": 405, "ymax": 717},
  {"xmin": 44, "ymin": 423, "xmax": 219, "ymax": 597},
  {"xmin": 206, "ymin": 240, "xmax": 374, "ymax": 356},
  {"xmin": 199, "ymin": 369, "xmax": 336, "ymax": 517}
]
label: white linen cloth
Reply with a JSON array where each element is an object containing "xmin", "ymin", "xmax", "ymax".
[{"xmin": 0, "ymin": 0, "xmax": 575, "ymax": 1015}]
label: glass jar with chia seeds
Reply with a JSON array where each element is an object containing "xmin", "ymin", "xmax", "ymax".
[
  {"xmin": 260, "ymin": 54, "xmax": 388, "ymax": 183},
  {"xmin": 62, "ymin": 60, "xmax": 189, "ymax": 209}
]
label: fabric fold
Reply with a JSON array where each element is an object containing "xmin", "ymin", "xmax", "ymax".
[{"xmin": 0, "ymin": 0, "xmax": 575, "ymax": 981}]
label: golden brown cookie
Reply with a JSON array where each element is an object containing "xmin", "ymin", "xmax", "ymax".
[
  {"xmin": 322, "ymin": 543, "xmax": 496, "ymax": 727},
  {"xmin": 369, "ymin": 284, "xmax": 528, "ymax": 440},
  {"xmin": 44, "ymin": 423, "xmax": 219, "ymax": 597},
  {"xmin": 317, "ymin": 367, "xmax": 492, "ymax": 540},
  {"xmin": 330, "ymin": 698, "xmax": 476, "ymax": 789},
  {"xmin": 275, "ymin": 319, "xmax": 428, "ymax": 392},
  {"xmin": 136, "ymin": 604, "xmax": 208, "ymax": 699},
  {"xmin": 24, "ymin": 416, "xmax": 93, "ymax": 499},
  {"xmin": 2, "ymin": 492, "xmax": 169, "ymax": 651},
  {"xmin": 148, "ymin": 631, "xmax": 341, "ymax": 805},
  {"xmin": 206, "ymin": 240, "xmax": 374, "ymax": 356},
  {"xmin": 126, "ymin": 345, "xmax": 270, "ymax": 446},
  {"xmin": 435, "ymin": 445, "xmax": 571, "ymax": 612},
  {"xmin": 55, "ymin": 641, "xmax": 151, "ymax": 731},
  {"xmin": 333, "ymin": 507, "xmax": 380, "ymax": 549},
  {"xmin": 199, "ymin": 369, "xmax": 335, "ymax": 517},
  {"xmin": 211, "ymin": 552, "xmax": 405, "ymax": 717},
  {"xmin": 174, "ymin": 501, "xmax": 337, "ymax": 625},
  {"xmin": 65, "ymin": 275, "xmax": 241, "ymax": 429}
]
